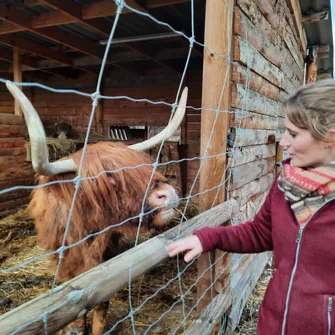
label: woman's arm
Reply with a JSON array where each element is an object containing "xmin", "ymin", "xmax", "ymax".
[{"xmin": 166, "ymin": 180, "xmax": 276, "ymax": 262}]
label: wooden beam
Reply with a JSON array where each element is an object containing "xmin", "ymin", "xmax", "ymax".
[
  {"xmin": 13, "ymin": 47, "xmax": 22, "ymax": 117},
  {"xmin": 302, "ymin": 9, "xmax": 329, "ymax": 24},
  {"xmin": 0, "ymin": 1, "xmax": 193, "ymax": 73},
  {"xmin": 0, "ymin": 34, "xmax": 92, "ymax": 74},
  {"xmin": 0, "ymin": 4, "xmax": 106, "ymax": 60},
  {"xmin": 286, "ymin": 0, "xmax": 307, "ymax": 54},
  {"xmin": 0, "ymin": 199, "xmax": 239, "ymax": 335},
  {"xmin": 38, "ymin": 0, "xmax": 112, "ymax": 36},
  {"xmin": 0, "ymin": 0, "xmax": 193, "ymax": 36},
  {"xmin": 317, "ymin": 72, "xmax": 332, "ymax": 79},
  {"xmin": 198, "ymin": 0, "xmax": 233, "ymax": 313},
  {"xmin": 0, "ymin": 46, "xmax": 77, "ymax": 78},
  {"xmin": 36, "ymin": 1, "xmax": 180, "ymax": 73},
  {"xmin": 317, "ymin": 45, "xmax": 330, "ymax": 60}
]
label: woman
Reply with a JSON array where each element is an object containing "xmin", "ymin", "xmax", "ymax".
[{"xmin": 166, "ymin": 79, "xmax": 335, "ymax": 335}]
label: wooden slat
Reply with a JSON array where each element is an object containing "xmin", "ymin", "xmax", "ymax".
[
  {"xmin": 231, "ymin": 84, "xmax": 280, "ymax": 117},
  {"xmin": 0, "ymin": 196, "xmax": 30, "ymax": 213},
  {"xmin": 229, "ymin": 128, "xmax": 276, "ymax": 147},
  {"xmin": 0, "ymin": 125, "xmax": 27, "ymax": 138},
  {"xmin": 232, "ymin": 191, "xmax": 268, "ymax": 224},
  {"xmin": 0, "ymin": 176, "xmax": 34, "ymax": 192},
  {"xmin": 237, "ymin": 0, "xmax": 304, "ymax": 84},
  {"xmin": 0, "ymin": 154, "xmax": 27, "ymax": 166},
  {"xmin": 0, "ymin": 146, "xmax": 27, "ymax": 156},
  {"xmin": 231, "ymin": 110, "xmax": 284, "ymax": 130},
  {"xmin": 229, "ymin": 157, "xmax": 275, "ymax": 190},
  {"xmin": 238, "ymin": 0, "xmax": 278, "ymax": 46},
  {"xmin": 0, "ymin": 114, "xmax": 25, "ymax": 125},
  {"xmin": 234, "ymin": 6, "xmax": 280, "ymax": 67},
  {"xmin": 0, "ymin": 138, "xmax": 26, "ymax": 148},
  {"xmin": 0, "ymin": 106, "xmax": 14, "ymax": 113},
  {"xmin": 0, "ymin": 165, "xmax": 34, "ymax": 181},
  {"xmin": 229, "ymin": 172, "xmax": 275, "ymax": 207},
  {"xmin": 232, "ymin": 64, "xmax": 280, "ymax": 101},
  {"xmin": 229, "ymin": 143, "xmax": 276, "ymax": 167},
  {"xmin": 302, "ymin": 9, "xmax": 329, "ymax": 24},
  {"xmin": 234, "ymin": 36, "xmax": 283, "ymax": 88}
]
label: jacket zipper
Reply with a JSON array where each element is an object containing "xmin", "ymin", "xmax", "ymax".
[
  {"xmin": 328, "ymin": 297, "xmax": 333, "ymax": 335},
  {"xmin": 280, "ymin": 196, "xmax": 335, "ymax": 335}
]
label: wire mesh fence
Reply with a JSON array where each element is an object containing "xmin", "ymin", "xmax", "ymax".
[{"xmin": 0, "ymin": 0, "xmax": 281, "ymax": 334}]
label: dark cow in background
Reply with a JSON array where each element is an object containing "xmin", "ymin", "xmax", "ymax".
[
  {"xmin": 54, "ymin": 122, "xmax": 73, "ymax": 140},
  {"xmin": 6, "ymin": 82, "xmax": 188, "ymax": 335}
]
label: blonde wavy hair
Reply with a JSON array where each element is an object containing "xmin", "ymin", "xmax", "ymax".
[{"xmin": 283, "ymin": 79, "xmax": 335, "ymax": 142}]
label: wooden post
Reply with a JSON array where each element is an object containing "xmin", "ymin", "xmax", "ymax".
[
  {"xmin": 95, "ymin": 100, "xmax": 103, "ymax": 134},
  {"xmin": 198, "ymin": 0, "xmax": 233, "ymax": 313},
  {"xmin": 13, "ymin": 47, "xmax": 23, "ymax": 117}
]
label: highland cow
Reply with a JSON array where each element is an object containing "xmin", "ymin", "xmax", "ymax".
[{"xmin": 6, "ymin": 82, "xmax": 188, "ymax": 335}]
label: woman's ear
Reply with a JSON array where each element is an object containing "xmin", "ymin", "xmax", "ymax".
[{"xmin": 325, "ymin": 129, "xmax": 335, "ymax": 147}]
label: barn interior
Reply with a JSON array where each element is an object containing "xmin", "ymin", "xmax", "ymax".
[
  {"xmin": 0, "ymin": 0, "xmax": 334, "ymax": 334},
  {"xmin": 0, "ymin": 0, "xmax": 208, "ymax": 219}
]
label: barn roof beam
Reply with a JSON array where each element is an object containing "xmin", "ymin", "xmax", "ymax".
[
  {"xmin": 0, "ymin": 0, "xmax": 196, "ymax": 73},
  {"xmin": 0, "ymin": 46, "xmax": 79, "ymax": 78},
  {"xmin": 302, "ymin": 9, "xmax": 329, "ymax": 24},
  {"xmin": 318, "ymin": 45, "xmax": 331, "ymax": 59},
  {"xmin": 0, "ymin": 5, "xmax": 144, "ymax": 76},
  {"xmin": 1, "ymin": 0, "xmax": 194, "ymax": 35},
  {"xmin": 0, "ymin": 33, "xmax": 92, "ymax": 74},
  {"xmin": 0, "ymin": 5, "xmax": 107, "ymax": 60},
  {"xmin": 317, "ymin": 72, "xmax": 332, "ymax": 79},
  {"xmin": 14, "ymin": 45, "xmax": 197, "ymax": 75},
  {"xmin": 37, "ymin": 0, "xmax": 182, "ymax": 73}
]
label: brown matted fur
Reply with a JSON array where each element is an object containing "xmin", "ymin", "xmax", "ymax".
[{"xmin": 30, "ymin": 142, "xmax": 172, "ymax": 281}]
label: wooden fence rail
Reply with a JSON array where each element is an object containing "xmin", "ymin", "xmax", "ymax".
[{"xmin": 0, "ymin": 199, "xmax": 239, "ymax": 335}]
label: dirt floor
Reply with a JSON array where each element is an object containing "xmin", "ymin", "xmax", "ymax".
[{"xmin": 0, "ymin": 205, "xmax": 270, "ymax": 334}]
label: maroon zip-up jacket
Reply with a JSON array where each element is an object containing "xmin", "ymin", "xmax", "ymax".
[{"xmin": 194, "ymin": 178, "xmax": 335, "ymax": 335}]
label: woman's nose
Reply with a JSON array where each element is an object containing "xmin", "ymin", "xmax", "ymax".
[{"xmin": 279, "ymin": 132, "xmax": 290, "ymax": 147}]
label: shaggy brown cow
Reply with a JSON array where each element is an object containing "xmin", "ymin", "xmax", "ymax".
[{"xmin": 6, "ymin": 82, "xmax": 188, "ymax": 335}]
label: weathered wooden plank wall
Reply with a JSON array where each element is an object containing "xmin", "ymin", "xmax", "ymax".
[{"xmin": 228, "ymin": 0, "xmax": 305, "ymax": 226}]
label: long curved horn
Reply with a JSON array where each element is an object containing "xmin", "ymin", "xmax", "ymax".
[
  {"xmin": 6, "ymin": 81, "xmax": 77, "ymax": 176},
  {"xmin": 128, "ymin": 87, "xmax": 188, "ymax": 152}
]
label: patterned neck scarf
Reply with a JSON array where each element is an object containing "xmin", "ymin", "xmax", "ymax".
[{"xmin": 278, "ymin": 162, "xmax": 335, "ymax": 226}]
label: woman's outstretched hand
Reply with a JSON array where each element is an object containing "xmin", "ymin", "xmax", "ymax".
[{"xmin": 165, "ymin": 235, "xmax": 203, "ymax": 262}]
